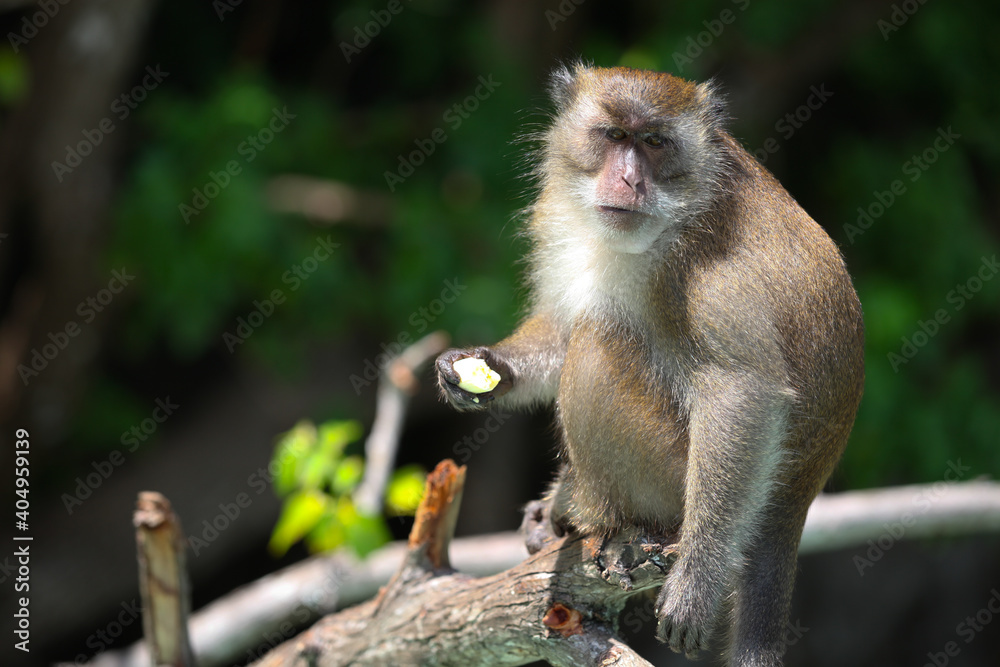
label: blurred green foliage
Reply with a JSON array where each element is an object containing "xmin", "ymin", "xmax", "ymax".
[
  {"xmin": 82, "ymin": 0, "xmax": 999, "ymax": 498},
  {"xmin": 268, "ymin": 419, "xmax": 424, "ymax": 557},
  {"xmin": 0, "ymin": 48, "xmax": 28, "ymax": 105}
]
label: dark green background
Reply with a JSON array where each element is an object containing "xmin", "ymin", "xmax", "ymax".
[{"xmin": 4, "ymin": 0, "xmax": 999, "ymax": 665}]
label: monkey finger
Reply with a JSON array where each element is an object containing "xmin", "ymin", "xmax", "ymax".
[
  {"xmin": 460, "ymin": 347, "xmax": 514, "ymax": 398},
  {"xmin": 435, "ymin": 349, "xmax": 473, "ymax": 385},
  {"xmin": 488, "ymin": 376, "xmax": 513, "ymax": 399},
  {"xmin": 440, "ymin": 377, "xmax": 493, "ymax": 409}
]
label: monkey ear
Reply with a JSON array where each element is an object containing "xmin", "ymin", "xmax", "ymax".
[
  {"xmin": 695, "ymin": 79, "xmax": 729, "ymax": 130},
  {"xmin": 548, "ymin": 60, "xmax": 584, "ymax": 111}
]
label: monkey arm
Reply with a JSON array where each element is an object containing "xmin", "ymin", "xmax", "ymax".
[
  {"xmin": 436, "ymin": 312, "xmax": 566, "ymax": 411},
  {"xmin": 656, "ymin": 364, "xmax": 794, "ymax": 657},
  {"xmin": 490, "ymin": 312, "xmax": 567, "ymax": 408}
]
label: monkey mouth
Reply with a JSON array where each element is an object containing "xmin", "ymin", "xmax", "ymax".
[{"xmin": 596, "ymin": 205, "xmax": 644, "ymax": 230}]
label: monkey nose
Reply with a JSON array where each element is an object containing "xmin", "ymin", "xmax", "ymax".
[
  {"xmin": 622, "ymin": 175, "xmax": 645, "ymax": 197},
  {"xmin": 621, "ymin": 165, "xmax": 643, "ymax": 192}
]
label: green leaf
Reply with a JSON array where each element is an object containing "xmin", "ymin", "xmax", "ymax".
[
  {"xmin": 305, "ymin": 512, "xmax": 346, "ymax": 553},
  {"xmin": 272, "ymin": 421, "xmax": 318, "ymax": 496},
  {"xmin": 295, "ymin": 419, "xmax": 363, "ymax": 490},
  {"xmin": 385, "ymin": 465, "xmax": 426, "ymax": 516},
  {"xmin": 333, "ymin": 455, "xmax": 364, "ymax": 495},
  {"xmin": 300, "ymin": 449, "xmax": 334, "ymax": 490},
  {"xmin": 268, "ymin": 490, "xmax": 328, "ymax": 557},
  {"xmin": 335, "ymin": 498, "xmax": 391, "ymax": 557},
  {"xmin": 317, "ymin": 419, "xmax": 364, "ymax": 458}
]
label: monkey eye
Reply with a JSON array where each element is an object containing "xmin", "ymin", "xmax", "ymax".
[
  {"xmin": 605, "ymin": 128, "xmax": 627, "ymax": 142},
  {"xmin": 643, "ymin": 134, "xmax": 665, "ymax": 148}
]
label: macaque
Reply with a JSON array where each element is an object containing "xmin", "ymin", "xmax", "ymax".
[{"xmin": 436, "ymin": 63, "xmax": 864, "ymax": 667}]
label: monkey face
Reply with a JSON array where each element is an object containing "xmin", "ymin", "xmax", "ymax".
[{"xmin": 544, "ymin": 64, "xmax": 725, "ymax": 254}]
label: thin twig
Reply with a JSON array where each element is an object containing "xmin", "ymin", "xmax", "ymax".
[{"xmin": 353, "ymin": 330, "xmax": 450, "ymax": 515}]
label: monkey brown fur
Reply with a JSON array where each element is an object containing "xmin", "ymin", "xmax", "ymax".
[{"xmin": 436, "ymin": 63, "xmax": 864, "ymax": 667}]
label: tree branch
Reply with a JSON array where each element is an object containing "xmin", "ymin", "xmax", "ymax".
[
  {"xmin": 91, "ymin": 479, "xmax": 1000, "ymax": 667},
  {"xmin": 799, "ymin": 478, "xmax": 1000, "ymax": 553},
  {"xmin": 353, "ymin": 330, "xmax": 449, "ymax": 515},
  {"xmin": 265, "ymin": 174, "xmax": 393, "ymax": 227},
  {"xmin": 133, "ymin": 492, "xmax": 194, "ymax": 667},
  {"xmin": 251, "ymin": 457, "xmax": 671, "ymax": 666}
]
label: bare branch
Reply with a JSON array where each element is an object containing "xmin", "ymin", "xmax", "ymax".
[
  {"xmin": 133, "ymin": 492, "xmax": 194, "ymax": 667},
  {"xmin": 403, "ymin": 458, "xmax": 466, "ymax": 570},
  {"xmin": 93, "ymin": 479, "xmax": 1000, "ymax": 667},
  {"xmin": 353, "ymin": 330, "xmax": 449, "ymax": 515},
  {"xmin": 249, "ymin": 527, "xmax": 673, "ymax": 666},
  {"xmin": 265, "ymin": 174, "xmax": 393, "ymax": 226},
  {"xmin": 800, "ymin": 478, "xmax": 1000, "ymax": 553}
]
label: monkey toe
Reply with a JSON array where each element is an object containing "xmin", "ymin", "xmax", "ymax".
[
  {"xmin": 520, "ymin": 500, "xmax": 552, "ymax": 554},
  {"xmin": 655, "ymin": 586, "xmax": 713, "ymax": 657},
  {"xmin": 656, "ymin": 616, "xmax": 707, "ymax": 658}
]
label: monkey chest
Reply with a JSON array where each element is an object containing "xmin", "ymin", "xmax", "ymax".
[{"xmin": 556, "ymin": 322, "xmax": 689, "ymax": 527}]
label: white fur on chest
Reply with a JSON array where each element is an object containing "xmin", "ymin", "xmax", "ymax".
[
  {"xmin": 529, "ymin": 212, "xmax": 697, "ymax": 413},
  {"xmin": 532, "ymin": 225, "xmax": 659, "ymax": 328}
]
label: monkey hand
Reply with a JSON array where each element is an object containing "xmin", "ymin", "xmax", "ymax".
[
  {"xmin": 435, "ymin": 347, "xmax": 513, "ymax": 410},
  {"xmin": 655, "ymin": 561, "xmax": 718, "ymax": 658}
]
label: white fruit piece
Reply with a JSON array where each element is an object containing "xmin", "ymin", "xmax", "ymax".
[{"xmin": 452, "ymin": 357, "xmax": 501, "ymax": 394}]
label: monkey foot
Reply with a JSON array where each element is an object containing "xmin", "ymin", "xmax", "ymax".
[
  {"xmin": 593, "ymin": 530, "xmax": 679, "ymax": 593},
  {"xmin": 520, "ymin": 499, "xmax": 566, "ymax": 555}
]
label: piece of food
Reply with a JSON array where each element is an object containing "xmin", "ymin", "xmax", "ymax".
[{"xmin": 452, "ymin": 357, "xmax": 501, "ymax": 394}]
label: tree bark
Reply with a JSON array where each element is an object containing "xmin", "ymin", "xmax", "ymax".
[
  {"xmin": 134, "ymin": 492, "xmax": 194, "ymax": 667},
  {"xmin": 0, "ymin": 0, "xmax": 157, "ymax": 437},
  {"xmin": 91, "ymin": 479, "xmax": 1000, "ymax": 667},
  {"xmin": 252, "ymin": 460, "xmax": 672, "ymax": 667}
]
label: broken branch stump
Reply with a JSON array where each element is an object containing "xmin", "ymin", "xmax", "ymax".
[{"xmin": 251, "ymin": 460, "xmax": 676, "ymax": 667}]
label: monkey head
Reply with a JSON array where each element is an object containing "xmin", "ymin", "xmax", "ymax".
[{"xmin": 539, "ymin": 63, "xmax": 726, "ymax": 254}]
